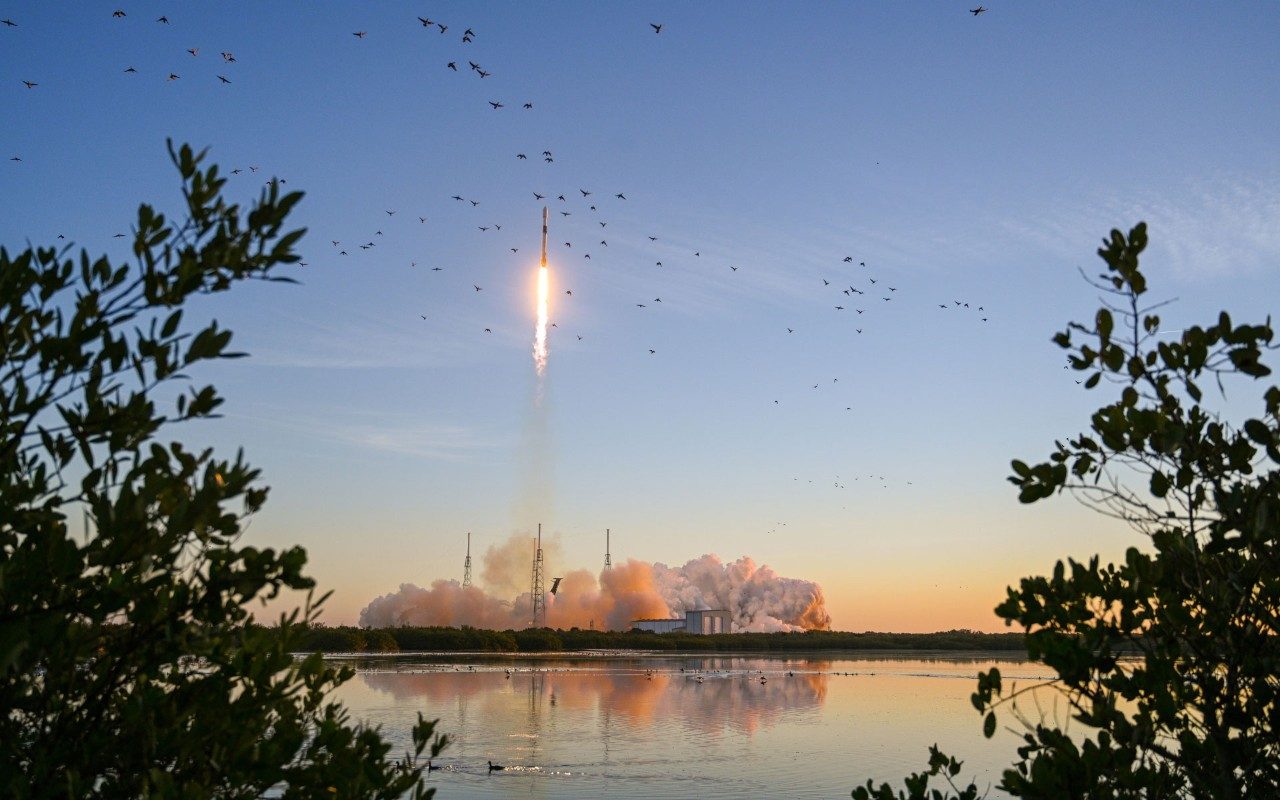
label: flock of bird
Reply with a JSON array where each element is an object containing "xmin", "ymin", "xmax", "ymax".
[{"xmin": 5, "ymin": 9, "xmax": 1000, "ymax": 501}]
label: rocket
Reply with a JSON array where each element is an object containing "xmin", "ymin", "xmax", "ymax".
[{"xmin": 540, "ymin": 206, "xmax": 548, "ymax": 267}]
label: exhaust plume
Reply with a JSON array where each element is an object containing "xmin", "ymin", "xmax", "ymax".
[{"xmin": 359, "ymin": 533, "xmax": 830, "ymax": 632}]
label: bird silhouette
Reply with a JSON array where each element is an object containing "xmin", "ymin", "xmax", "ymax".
[
  {"xmin": 418, "ymin": 17, "xmax": 432, "ymax": 27},
  {"xmin": 2, "ymin": 18, "xmax": 16, "ymax": 26},
  {"xmin": 489, "ymin": 101, "xmax": 503, "ymax": 109},
  {"xmin": 426, "ymin": 761, "xmax": 441, "ymax": 772},
  {"xmin": 533, "ymin": 192, "xmax": 544, "ymax": 200},
  {"xmin": 217, "ymin": 75, "xmax": 230, "ymax": 84},
  {"xmin": 971, "ymin": 6, "xmax": 987, "ymax": 15},
  {"xmin": 113, "ymin": 10, "xmax": 126, "ymax": 18},
  {"xmin": 488, "ymin": 761, "xmax": 505, "ymax": 772},
  {"xmin": 221, "ymin": 52, "xmax": 236, "ymax": 62},
  {"xmin": 474, "ymin": 285, "xmax": 482, "ymax": 291},
  {"xmin": 21, "ymin": 80, "xmax": 37, "ymax": 89},
  {"xmin": 353, "ymin": 31, "xmax": 367, "ymax": 38},
  {"xmin": 187, "ymin": 48, "xmax": 199, "ymax": 56},
  {"xmin": 438, "ymin": 23, "xmax": 447, "ymax": 34},
  {"xmin": 651, "ymin": 23, "xmax": 662, "ymax": 33},
  {"xmin": 447, "ymin": 61, "xmax": 457, "ymax": 71},
  {"xmin": 580, "ymin": 189, "xmax": 591, "ymax": 197},
  {"xmin": 167, "ymin": 74, "xmax": 179, "ymax": 81},
  {"xmin": 843, "ymin": 256, "xmax": 853, "ymax": 262},
  {"xmin": 124, "ymin": 66, "xmax": 137, "ymax": 73},
  {"xmin": 615, "ymin": 193, "xmax": 626, "ymax": 200},
  {"xmin": 523, "ymin": 102, "xmax": 533, "ymax": 109}
]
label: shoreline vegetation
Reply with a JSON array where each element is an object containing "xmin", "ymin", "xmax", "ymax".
[{"xmin": 279, "ymin": 625, "xmax": 1026, "ymax": 654}]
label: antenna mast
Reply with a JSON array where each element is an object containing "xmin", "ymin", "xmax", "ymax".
[
  {"xmin": 462, "ymin": 532, "xmax": 473, "ymax": 587},
  {"xmin": 604, "ymin": 528, "xmax": 612, "ymax": 571},
  {"xmin": 531, "ymin": 523, "xmax": 546, "ymax": 626}
]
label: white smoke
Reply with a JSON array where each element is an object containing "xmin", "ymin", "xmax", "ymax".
[
  {"xmin": 358, "ymin": 534, "xmax": 830, "ymax": 632},
  {"xmin": 653, "ymin": 554, "xmax": 830, "ymax": 632}
]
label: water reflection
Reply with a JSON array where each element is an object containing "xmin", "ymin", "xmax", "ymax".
[
  {"xmin": 360, "ymin": 659, "xmax": 830, "ymax": 736},
  {"xmin": 333, "ymin": 654, "xmax": 1044, "ymax": 799}
]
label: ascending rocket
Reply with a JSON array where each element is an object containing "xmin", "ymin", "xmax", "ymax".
[
  {"xmin": 533, "ymin": 206, "xmax": 551, "ymax": 375},
  {"xmin": 540, "ymin": 206, "xmax": 548, "ymax": 267}
]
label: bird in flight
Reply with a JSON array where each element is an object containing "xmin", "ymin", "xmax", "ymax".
[
  {"xmin": 167, "ymin": 73, "xmax": 179, "ymax": 81},
  {"xmin": 113, "ymin": 10, "xmax": 126, "ymax": 18},
  {"xmin": 187, "ymin": 48, "xmax": 199, "ymax": 56},
  {"xmin": 477, "ymin": 69, "xmax": 490, "ymax": 78},
  {"xmin": 447, "ymin": 62, "xmax": 457, "ymax": 71},
  {"xmin": 353, "ymin": 31, "xmax": 367, "ymax": 38},
  {"xmin": 649, "ymin": 349, "xmax": 656, "ymax": 354},
  {"xmin": 517, "ymin": 153, "xmax": 527, "ymax": 159},
  {"xmin": 438, "ymin": 23, "xmax": 447, "ymax": 34},
  {"xmin": 157, "ymin": 16, "xmax": 169, "ymax": 24},
  {"xmin": 970, "ymin": 6, "xmax": 987, "ymax": 14},
  {"xmin": 221, "ymin": 52, "xmax": 236, "ymax": 62},
  {"xmin": 533, "ymin": 192, "xmax": 544, "ymax": 200},
  {"xmin": 843, "ymin": 256, "xmax": 852, "ymax": 262},
  {"xmin": 385, "ymin": 210, "xmax": 395, "ymax": 216},
  {"xmin": 2, "ymin": 18, "xmax": 16, "ymax": 26},
  {"xmin": 9, "ymin": 156, "xmax": 21, "ymax": 162},
  {"xmin": 616, "ymin": 193, "xmax": 626, "ymax": 200},
  {"xmin": 523, "ymin": 102, "xmax": 533, "ymax": 109},
  {"xmin": 418, "ymin": 16, "xmax": 432, "ymax": 27},
  {"xmin": 651, "ymin": 23, "xmax": 662, "ymax": 33},
  {"xmin": 580, "ymin": 189, "xmax": 591, "ymax": 197},
  {"xmin": 217, "ymin": 75, "xmax": 231, "ymax": 84},
  {"xmin": 489, "ymin": 101, "xmax": 503, "ymax": 109},
  {"xmin": 452, "ymin": 195, "xmax": 463, "ymax": 201},
  {"xmin": 21, "ymin": 80, "xmax": 37, "ymax": 89},
  {"xmin": 787, "ymin": 328, "xmax": 794, "ymax": 333},
  {"xmin": 474, "ymin": 285, "xmax": 482, "ymax": 291}
]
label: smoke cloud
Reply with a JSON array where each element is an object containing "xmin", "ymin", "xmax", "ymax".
[{"xmin": 358, "ymin": 533, "xmax": 830, "ymax": 632}]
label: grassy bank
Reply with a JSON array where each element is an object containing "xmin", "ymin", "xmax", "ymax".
[{"xmin": 280, "ymin": 625, "xmax": 1026, "ymax": 654}]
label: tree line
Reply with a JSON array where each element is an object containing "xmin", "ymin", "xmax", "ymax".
[{"xmin": 279, "ymin": 625, "xmax": 1027, "ymax": 654}]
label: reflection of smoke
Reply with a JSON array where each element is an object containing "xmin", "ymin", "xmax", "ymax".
[
  {"xmin": 361, "ymin": 667, "xmax": 828, "ymax": 735},
  {"xmin": 359, "ymin": 534, "xmax": 829, "ymax": 631}
]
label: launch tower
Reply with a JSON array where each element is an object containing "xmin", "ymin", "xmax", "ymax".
[{"xmin": 531, "ymin": 524, "xmax": 546, "ymax": 626}]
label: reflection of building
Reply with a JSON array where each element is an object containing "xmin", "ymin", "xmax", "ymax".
[{"xmin": 631, "ymin": 609, "xmax": 731, "ymax": 634}]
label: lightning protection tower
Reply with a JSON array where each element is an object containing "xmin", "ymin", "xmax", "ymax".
[
  {"xmin": 462, "ymin": 532, "xmax": 473, "ymax": 588},
  {"xmin": 531, "ymin": 523, "xmax": 546, "ymax": 626},
  {"xmin": 604, "ymin": 528, "xmax": 612, "ymax": 571}
]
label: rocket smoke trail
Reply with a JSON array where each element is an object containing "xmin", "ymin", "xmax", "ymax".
[
  {"xmin": 533, "ymin": 207, "xmax": 549, "ymax": 376},
  {"xmin": 359, "ymin": 532, "xmax": 831, "ymax": 632}
]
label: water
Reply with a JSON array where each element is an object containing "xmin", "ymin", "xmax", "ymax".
[{"xmin": 330, "ymin": 652, "xmax": 1052, "ymax": 799}]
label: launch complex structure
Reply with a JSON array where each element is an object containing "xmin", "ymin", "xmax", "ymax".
[{"xmin": 459, "ymin": 528, "xmax": 613, "ymax": 627}]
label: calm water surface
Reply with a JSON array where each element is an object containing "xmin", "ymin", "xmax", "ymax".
[{"xmin": 330, "ymin": 652, "xmax": 1051, "ymax": 799}]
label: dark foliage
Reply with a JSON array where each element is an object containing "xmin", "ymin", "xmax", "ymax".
[
  {"xmin": 853, "ymin": 223, "xmax": 1280, "ymax": 799},
  {"xmin": 0, "ymin": 143, "xmax": 447, "ymax": 798}
]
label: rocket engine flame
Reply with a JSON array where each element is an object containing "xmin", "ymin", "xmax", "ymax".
[
  {"xmin": 358, "ymin": 533, "xmax": 831, "ymax": 632},
  {"xmin": 533, "ymin": 206, "xmax": 550, "ymax": 376},
  {"xmin": 534, "ymin": 264, "xmax": 549, "ymax": 375}
]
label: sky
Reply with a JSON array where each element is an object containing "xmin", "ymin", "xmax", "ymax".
[{"xmin": 3, "ymin": 2, "xmax": 1279, "ymax": 631}]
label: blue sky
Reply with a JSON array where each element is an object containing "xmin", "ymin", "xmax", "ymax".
[{"xmin": 3, "ymin": 2, "xmax": 1279, "ymax": 629}]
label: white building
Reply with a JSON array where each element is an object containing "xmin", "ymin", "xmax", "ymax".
[{"xmin": 630, "ymin": 610, "xmax": 732, "ymax": 634}]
